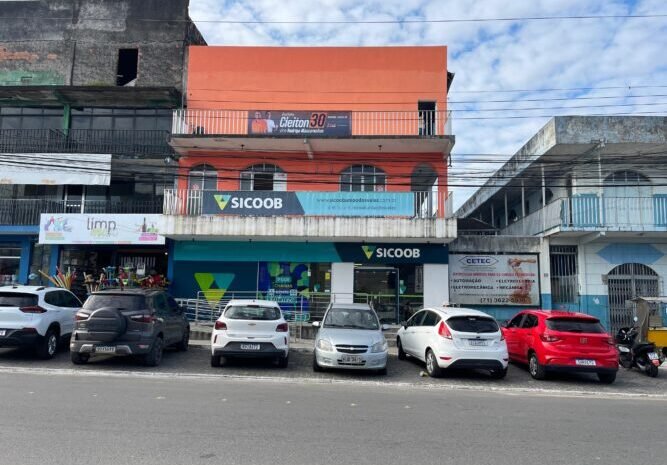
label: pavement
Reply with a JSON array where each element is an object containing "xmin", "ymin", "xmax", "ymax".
[
  {"xmin": 1, "ymin": 370, "xmax": 666, "ymax": 465},
  {"xmin": 1, "ymin": 340, "xmax": 667, "ymax": 399}
]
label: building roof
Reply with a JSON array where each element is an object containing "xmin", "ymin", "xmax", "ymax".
[{"xmin": 456, "ymin": 116, "xmax": 667, "ymax": 219}]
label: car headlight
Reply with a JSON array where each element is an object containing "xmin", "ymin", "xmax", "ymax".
[
  {"xmin": 371, "ymin": 340, "xmax": 388, "ymax": 353},
  {"xmin": 316, "ymin": 339, "xmax": 333, "ymax": 352}
]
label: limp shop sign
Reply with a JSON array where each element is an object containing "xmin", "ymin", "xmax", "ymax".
[
  {"xmin": 248, "ymin": 110, "xmax": 351, "ymax": 136},
  {"xmin": 39, "ymin": 214, "xmax": 165, "ymax": 245},
  {"xmin": 449, "ymin": 254, "xmax": 540, "ymax": 306},
  {"xmin": 203, "ymin": 191, "xmax": 415, "ymax": 217}
]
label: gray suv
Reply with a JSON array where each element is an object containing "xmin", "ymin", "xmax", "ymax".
[{"xmin": 69, "ymin": 289, "xmax": 190, "ymax": 366}]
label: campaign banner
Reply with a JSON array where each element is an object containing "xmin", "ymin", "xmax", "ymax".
[
  {"xmin": 39, "ymin": 214, "xmax": 165, "ymax": 245},
  {"xmin": 449, "ymin": 254, "xmax": 540, "ymax": 306},
  {"xmin": 203, "ymin": 191, "xmax": 415, "ymax": 217},
  {"xmin": 247, "ymin": 110, "xmax": 351, "ymax": 136}
]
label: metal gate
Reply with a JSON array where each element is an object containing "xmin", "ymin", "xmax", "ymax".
[{"xmin": 607, "ymin": 263, "xmax": 660, "ymax": 334}]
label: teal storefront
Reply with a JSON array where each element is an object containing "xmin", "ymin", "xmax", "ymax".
[{"xmin": 169, "ymin": 241, "xmax": 449, "ymax": 323}]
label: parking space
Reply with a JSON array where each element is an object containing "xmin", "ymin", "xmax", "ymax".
[{"xmin": 2, "ymin": 344, "xmax": 666, "ymax": 396}]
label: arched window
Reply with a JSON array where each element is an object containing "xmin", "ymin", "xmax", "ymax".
[
  {"xmin": 188, "ymin": 164, "xmax": 217, "ymax": 191},
  {"xmin": 340, "ymin": 165, "xmax": 386, "ymax": 192},
  {"xmin": 604, "ymin": 171, "xmax": 651, "ymax": 198},
  {"xmin": 240, "ymin": 164, "xmax": 286, "ymax": 191}
]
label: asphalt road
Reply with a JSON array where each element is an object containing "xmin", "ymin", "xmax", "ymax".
[
  {"xmin": 1, "ymin": 344, "xmax": 666, "ymax": 396},
  {"xmin": 0, "ymin": 370, "xmax": 665, "ymax": 465}
]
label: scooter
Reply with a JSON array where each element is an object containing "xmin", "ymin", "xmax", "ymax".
[{"xmin": 616, "ymin": 325, "xmax": 663, "ymax": 377}]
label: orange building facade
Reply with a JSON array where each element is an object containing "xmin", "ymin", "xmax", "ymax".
[{"xmin": 164, "ymin": 46, "xmax": 457, "ymax": 322}]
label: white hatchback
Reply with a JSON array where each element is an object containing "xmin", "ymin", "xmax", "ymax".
[
  {"xmin": 210, "ymin": 299, "xmax": 289, "ymax": 368},
  {"xmin": 0, "ymin": 285, "xmax": 82, "ymax": 359},
  {"xmin": 396, "ymin": 307, "xmax": 508, "ymax": 378}
]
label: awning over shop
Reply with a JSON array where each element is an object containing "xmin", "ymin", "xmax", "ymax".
[{"xmin": 0, "ymin": 153, "xmax": 111, "ymax": 185}]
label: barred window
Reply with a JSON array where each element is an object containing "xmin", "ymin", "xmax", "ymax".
[
  {"xmin": 340, "ymin": 165, "xmax": 386, "ymax": 192},
  {"xmin": 550, "ymin": 245, "xmax": 578, "ymax": 304}
]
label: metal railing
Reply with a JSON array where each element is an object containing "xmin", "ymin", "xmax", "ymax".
[
  {"xmin": 0, "ymin": 198, "xmax": 164, "ymax": 225},
  {"xmin": 172, "ymin": 109, "xmax": 451, "ymax": 137},
  {"xmin": 502, "ymin": 196, "xmax": 667, "ymax": 236},
  {"xmin": 163, "ymin": 189, "xmax": 452, "ymax": 219},
  {"xmin": 0, "ymin": 128, "xmax": 173, "ymax": 156}
]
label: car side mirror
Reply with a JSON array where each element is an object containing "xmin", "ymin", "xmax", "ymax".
[
  {"xmin": 633, "ymin": 316, "xmax": 639, "ymax": 323},
  {"xmin": 400, "ymin": 321, "xmax": 407, "ymax": 329},
  {"xmin": 381, "ymin": 324, "xmax": 391, "ymax": 331},
  {"xmin": 312, "ymin": 321, "xmax": 321, "ymax": 328}
]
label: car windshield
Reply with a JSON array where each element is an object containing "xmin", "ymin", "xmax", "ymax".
[
  {"xmin": 546, "ymin": 318, "xmax": 605, "ymax": 334},
  {"xmin": 0, "ymin": 292, "xmax": 38, "ymax": 307},
  {"xmin": 83, "ymin": 294, "xmax": 146, "ymax": 311},
  {"xmin": 446, "ymin": 315, "xmax": 499, "ymax": 333},
  {"xmin": 323, "ymin": 307, "xmax": 379, "ymax": 330},
  {"xmin": 225, "ymin": 305, "xmax": 281, "ymax": 320}
]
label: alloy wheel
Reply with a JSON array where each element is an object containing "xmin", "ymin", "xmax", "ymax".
[{"xmin": 47, "ymin": 334, "xmax": 57, "ymax": 356}]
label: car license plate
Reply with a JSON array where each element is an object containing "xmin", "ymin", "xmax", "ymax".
[
  {"xmin": 648, "ymin": 352, "xmax": 659, "ymax": 360},
  {"xmin": 469, "ymin": 339, "xmax": 488, "ymax": 346},
  {"xmin": 575, "ymin": 359, "xmax": 596, "ymax": 366},
  {"xmin": 95, "ymin": 346, "xmax": 116, "ymax": 354},
  {"xmin": 240, "ymin": 343, "xmax": 260, "ymax": 350},
  {"xmin": 0, "ymin": 330, "xmax": 6, "ymax": 336},
  {"xmin": 341, "ymin": 355, "xmax": 363, "ymax": 364}
]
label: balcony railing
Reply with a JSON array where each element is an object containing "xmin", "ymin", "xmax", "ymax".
[
  {"xmin": 163, "ymin": 189, "xmax": 452, "ymax": 219},
  {"xmin": 0, "ymin": 199, "xmax": 163, "ymax": 226},
  {"xmin": 171, "ymin": 109, "xmax": 451, "ymax": 137},
  {"xmin": 502, "ymin": 196, "xmax": 667, "ymax": 236},
  {"xmin": 0, "ymin": 129, "xmax": 173, "ymax": 156}
]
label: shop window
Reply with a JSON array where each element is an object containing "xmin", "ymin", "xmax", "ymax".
[
  {"xmin": 0, "ymin": 245, "xmax": 21, "ymax": 285},
  {"xmin": 550, "ymin": 245, "xmax": 578, "ymax": 304},
  {"xmin": 188, "ymin": 164, "xmax": 217, "ymax": 191},
  {"xmin": 340, "ymin": 165, "xmax": 386, "ymax": 192},
  {"xmin": 240, "ymin": 164, "xmax": 286, "ymax": 191}
]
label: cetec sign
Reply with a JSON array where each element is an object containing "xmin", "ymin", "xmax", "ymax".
[{"xmin": 459, "ymin": 255, "xmax": 499, "ymax": 266}]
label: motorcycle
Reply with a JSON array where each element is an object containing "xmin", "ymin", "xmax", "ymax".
[{"xmin": 616, "ymin": 325, "xmax": 663, "ymax": 377}]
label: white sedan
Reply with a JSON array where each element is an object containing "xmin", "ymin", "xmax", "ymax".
[
  {"xmin": 210, "ymin": 299, "xmax": 289, "ymax": 368},
  {"xmin": 396, "ymin": 307, "xmax": 508, "ymax": 378}
]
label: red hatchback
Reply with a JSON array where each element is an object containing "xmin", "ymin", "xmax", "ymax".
[{"xmin": 502, "ymin": 310, "xmax": 619, "ymax": 383}]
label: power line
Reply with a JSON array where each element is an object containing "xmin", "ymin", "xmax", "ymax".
[{"xmin": 3, "ymin": 13, "xmax": 666, "ymax": 24}]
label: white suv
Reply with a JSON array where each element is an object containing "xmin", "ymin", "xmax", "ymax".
[
  {"xmin": 0, "ymin": 285, "xmax": 82, "ymax": 359},
  {"xmin": 396, "ymin": 307, "xmax": 508, "ymax": 378},
  {"xmin": 210, "ymin": 299, "xmax": 289, "ymax": 368}
]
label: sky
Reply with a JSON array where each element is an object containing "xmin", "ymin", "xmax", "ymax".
[{"xmin": 188, "ymin": 0, "xmax": 667, "ymax": 210}]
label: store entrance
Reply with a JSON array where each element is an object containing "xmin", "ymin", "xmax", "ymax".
[{"xmin": 354, "ymin": 266, "xmax": 399, "ymax": 323}]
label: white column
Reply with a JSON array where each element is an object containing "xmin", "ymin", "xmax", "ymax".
[
  {"xmin": 521, "ymin": 180, "xmax": 526, "ymax": 217},
  {"xmin": 423, "ymin": 264, "xmax": 449, "ymax": 308},
  {"xmin": 331, "ymin": 262, "xmax": 354, "ymax": 303}
]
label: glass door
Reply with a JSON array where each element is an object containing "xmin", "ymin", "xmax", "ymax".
[{"xmin": 354, "ymin": 266, "xmax": 399, "ymax": 323}]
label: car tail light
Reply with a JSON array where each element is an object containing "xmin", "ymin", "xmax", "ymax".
[
  {"xmin": 438, "ymin": 321, "xmax": 452, "ymax": 339},
  {"xmin": 19, "ymin": 305, "xmax": 46, "ymax": 314},
  {"xmin": 540, "ymin": 334, "xmax": 560, "ymax": 343},
  {"xmin": 276, "ymin": 323, "xmax": 288, "ymax": 332},
  {"xmin": 214, "ymin": 321, "xmax": 227, "ymax": 330},
  {"xmin": 75, "ymin": 312, "xmax": 90, "ymax": 321},
  {"xmin": 130, "ymin": 314, "xmax": 155, "ymax": 324},
  {"xmin": 21, "ymin": 327, "xmax": 37, "ymax": 333}
]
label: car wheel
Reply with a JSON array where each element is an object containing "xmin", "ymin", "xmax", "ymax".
[
  {"xmin": 176, "ymin": 327, "xmax": 190, "ymax": 352},
  {"xmin": 313, "ymin": 356, "xmax": 323, "ymax": 372},
  {"xmin": 141, "ymin": 337, "xmax": 163, "ymax": 367},
  {"xmin": 70, "ymin": 352, "xmax": 89, "ymax": 365},
  {"xmin": 598, "ymin": 372, "xmax": 617, "ymax": 384},
  {"xmin": 491, "ymin": 367, "xmax": 508, "ymax": 379},
  {"xmin": 277, "ymin": 355, "xmax": 289, "ymax": 369},
  {"xmin": 528, "ymin": 352, "xmax": 546, "ymax": 380},
  {"xmin": 210, "ymin": 354, "xmax": 221, "ymax": 368},
  {"xmin": 647, "ymin": 364, "xmax": 659, "ymax": 378},
  {"xmin": 425, "ymin": 349, "xmax": 443, "ymax": 378},
  {"xmin": 36, "ymin": 328, "xmax": 59, "ymax": 360},
  {"xmin": 397, "ymin": 338, "xmax": 406, "ymax": 360}
]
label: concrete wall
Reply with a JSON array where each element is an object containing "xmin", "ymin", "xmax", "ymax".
[{"xmin": 0, "ymin": 0, "xmax": 205, "ymax": 89}]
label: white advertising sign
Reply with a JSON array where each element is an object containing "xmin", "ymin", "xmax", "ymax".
[
  {"xmin": 39, "ymin": 214, "xmax": 165, "ymax": 245},
  {"xmin": 0, "ymin": 153, "xmax": 111, "ymax": 185},
  {"xmin": 449, "ymin": 254, "xmax": 540, "ymax": 306}
]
